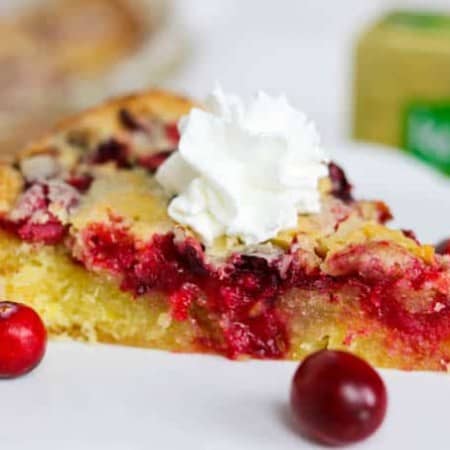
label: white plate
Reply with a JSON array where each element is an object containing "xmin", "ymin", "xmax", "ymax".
[{"xmin": 1, "ymin": 144, "xmax": 450, "ymax": 450}]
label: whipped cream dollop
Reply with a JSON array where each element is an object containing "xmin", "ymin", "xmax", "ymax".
[{"xmin": 156, "ymin": 87, "xmax": 329, "ymax": 245}]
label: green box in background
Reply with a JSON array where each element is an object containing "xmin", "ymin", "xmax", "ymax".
[{"xmin": 353, "ymin": 10, "xmax": 450, "ymax": 175}]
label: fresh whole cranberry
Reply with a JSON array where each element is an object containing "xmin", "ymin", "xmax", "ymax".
[
  {"xmin": 290, "ymin": 350, "xmax": 387, "ymax": 446},
  {"xmin": 0, "ymin": 302, "xmax": 47, "ymax": 378}
]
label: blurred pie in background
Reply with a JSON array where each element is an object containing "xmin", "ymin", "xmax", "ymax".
[{"xmin": 0, "ymin": 0, "xmax": 183, "ymax": 156}]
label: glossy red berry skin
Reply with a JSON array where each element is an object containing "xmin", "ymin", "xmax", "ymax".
[
  {"xmin": 0, "ymin": 302, "xmax": 47, "ymax": 379},
  {"xmin": 290, "ymin": 350, "xmax": 387, "ymax": 446}
]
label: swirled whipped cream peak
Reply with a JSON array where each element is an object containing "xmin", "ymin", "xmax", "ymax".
[{"xmin": 156, "ymin": 86, "xmax": 330, "ymax": 245}]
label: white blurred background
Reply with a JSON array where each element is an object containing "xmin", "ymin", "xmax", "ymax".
[
  {"xmin": 167, "ymin": 0, "xmax": 450, "ymax": 145},
  {"xmin": 1, "ymin": 0, "xmax": 449, "ymax": 146}
]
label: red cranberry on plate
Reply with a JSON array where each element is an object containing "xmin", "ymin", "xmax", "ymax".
[
  {"xmin": 290, "ymin": 350, "xmax": 387, "ymax": 446},
  {"xmin": 0, "ymin": 301, "xmax": 47, "ymax": 379}
]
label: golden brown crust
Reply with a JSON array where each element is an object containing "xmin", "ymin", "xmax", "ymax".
[
  {"xmin": 0, "ymin": 89, "xmax": 194, "ymax": 231},
  {"xmin": 18, "ymin": 89, "xmax": 195, "ymax": 160},
  {"xmin": 55, "ymin": 89, "xmax": 195, "ymax": 131},
  {"xmin": 11, "ymin": 89, "xmax": 432, "ymax": 263},
  {"xmin": 7, "ymin": 88, "xmax": 431, "ymax": 263}
]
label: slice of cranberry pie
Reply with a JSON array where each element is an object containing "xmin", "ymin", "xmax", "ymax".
[{"xmin": 0, "ymin": 89, "xmax": 449, "ymax": 371}]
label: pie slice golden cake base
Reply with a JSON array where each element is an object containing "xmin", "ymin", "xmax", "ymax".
[{"xmin": 1, "ymin": 90, "xmax": 450, "ymax": 371}]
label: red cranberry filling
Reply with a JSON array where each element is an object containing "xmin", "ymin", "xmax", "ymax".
[
  {"xmin": 75, "ymin": 222, "xmax": 450, "ymax": 361},
  {"xmin": 77, "ymin": 223, "xmax": 288, "ymax": 358},
  {"xmin": 1, "ymin": 181, "xmax": 79, "ymax": 245},
  {"xmin": 82, "ymin": 222, "xmax": 136, "ymax": 273},
  {"xmin": 169, "ymin": 283, "xmax": 201, "ymax": 321},
  {"xmin": 17, "ymin": 217, "xmax": 66, "ymax": 244}
]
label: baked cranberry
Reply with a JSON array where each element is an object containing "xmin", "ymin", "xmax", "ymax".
[
  {"xmin": 436, "ymin": 239, "xmax": 450, "ymax": 255},
  {"xmin": 66, "ymin": 173, "xmax": 93, "ymax": 192},
  {"xmin": 402, "ymin": 229, "xmax": 419, "ymax": 244},
  {"xmin": 169, "ymin": 283, "xmax": 200, "ymax": 321},
  {"xmin": 328, "ymin": 162, "xmax": 353, "ymax": 202},
  {"xmin": 0, "ymin": 302, "xmax": 47, "ymax": 378},
  {"xmin": 138, "ymin": 151, "xmax": 173, "ymax": 172},
  {"xmin": 177, "ymin": 240, "xmax": 208, "ymax": 276},
  {"xmin": 290, "ymin": 350, "xmax": 387, "ymax": 446},
  {"xmin": 374, "ymin": 201, "xmax": 393, "ymax": 224},
  {"xmin": 119, "ymin": 108, "xmax": 141, "ymax": 131},
  {"xmin": 91, "ymin": 139, "xmax": 130, "ymax": 168},
  {"xmin": 165, "ymin": 123, "xmax": 180, "ymax": 144},
  {"xmin": 17, "ymin": 217, "xmax": 66, "ymax": 245}
]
